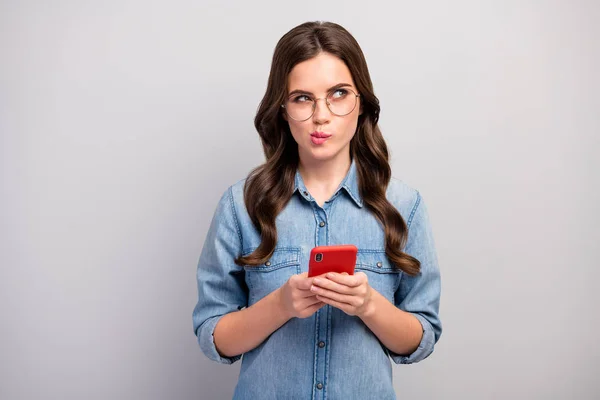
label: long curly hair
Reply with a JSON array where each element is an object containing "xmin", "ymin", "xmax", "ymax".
[{"xmin": 234, "ymin": 21, "xmax": 420, "ymax": 276}]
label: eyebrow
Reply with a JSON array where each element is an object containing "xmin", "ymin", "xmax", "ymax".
[{"xmin": 288, "ymin": 83, "xmax": 354, "ymax": 97}]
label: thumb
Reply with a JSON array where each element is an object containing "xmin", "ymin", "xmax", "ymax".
[{"xmin": 295, "ymin": 272, "xmax": 313, "ymax": 290}]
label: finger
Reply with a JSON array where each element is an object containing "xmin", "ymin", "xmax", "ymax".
[
  {"xmin": 311, "ymin": 277, "xmax": 354, "ymax": 295},
  {"xmin": 300, "ymin": 295, "xmax": 323, "ymax": 309},
  {"xmin": 315, "ymin": 295, "xmax": 352, "ymax": 314},
  {"xmin": 302, "ymin": 301, "xmax": 325, "ymax": 316},
  {"xmin": 293, "ymin": 274, "xmax": 316, "ymax": 291},
  {"xmin": 311, "ymin": 286, "xmax": 359, "ymax": 307},
  {"xmin": 288, "ymin": 275, "xmax": 318, "ymax": 297},
  {"xmin": 325, "ymin": 272, "xmax": 367, "ymax": 288},
  {"xmin": 297, "ymin": 289, "xmax": 319, "ymax": 299}
]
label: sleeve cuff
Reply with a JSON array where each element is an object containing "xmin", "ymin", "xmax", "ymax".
[
  {"xmin": 389, "ymin": 313, "xmax": 435, "ymax": 365},
  {"xmin": 197, "ymin": 315, "xmax": 242, "ymax": 365}
]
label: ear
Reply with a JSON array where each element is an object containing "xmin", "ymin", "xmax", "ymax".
[{"xmin": 281, "ymin": 106, "xmax": 288, "ymax": 121}]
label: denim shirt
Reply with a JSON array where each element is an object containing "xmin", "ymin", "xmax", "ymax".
[{"xmin": 192, "ymin": 159, "xmax": 442, "ymax": 400}]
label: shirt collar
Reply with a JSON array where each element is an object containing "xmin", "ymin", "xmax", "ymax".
[{"xmin": 293, "ymin": 158, "xmax": 364, "ymax": 208}]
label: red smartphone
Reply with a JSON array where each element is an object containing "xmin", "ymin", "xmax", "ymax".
[{"xmin": 308, "ymin": 244, "xmax": 358, "ymax": 277}]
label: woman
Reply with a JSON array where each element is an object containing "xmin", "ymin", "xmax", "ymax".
[{"xmin": 193, "ymin": 21, "xmax": 442, "ymax": 399}]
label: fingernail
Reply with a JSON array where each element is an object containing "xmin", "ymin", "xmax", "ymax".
[{"xmin": 313, "ymin": 278, "xmax": 321, "ymax": 285}]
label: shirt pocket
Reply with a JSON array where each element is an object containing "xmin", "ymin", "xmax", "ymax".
[
  {"xmin": 355, "ymin": 251, "xmax": 402, "ymax": 303},
  {"xmin": 243, "ymin": 247, "xmax": 301, "ymax": 305}
]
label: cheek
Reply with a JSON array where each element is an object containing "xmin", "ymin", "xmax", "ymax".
[
  {"xmin": 287, "ymin": 121, "xmax": 306, "ymax": 144},
  {"xmin": 342, "ymin": 115, "xmax": 360, "ymax": 138},
  {"xmin": 288, "ymin": 120, "xmax": 309, "ymax": 136},
  {"xmin": 287, "ymin": 121, "xmax": 298, "ymax": 135}
]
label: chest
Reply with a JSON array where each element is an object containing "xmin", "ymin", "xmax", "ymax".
[{"xmin": 239, "ymin": 193, "xmax": 403, "ymax": 305}]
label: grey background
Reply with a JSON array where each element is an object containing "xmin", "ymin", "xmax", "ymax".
[{"xmin": 1, "ymin": 1, "xmax": 598, "ymax": 399}]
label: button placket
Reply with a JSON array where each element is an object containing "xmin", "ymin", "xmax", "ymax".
[
  {"xmin": 312, "ymin": 206, "xmax": 329, "ymax": 398},
  {"xmin": 314, "ymin": 207, "xmax": 328, "ymax": 246}
]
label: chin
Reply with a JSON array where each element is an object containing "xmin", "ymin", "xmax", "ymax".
[{"xmin": 304, "ymin": 148, "xmax": 342, "ymax": 162}]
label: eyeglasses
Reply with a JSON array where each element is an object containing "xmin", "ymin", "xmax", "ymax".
[{"xmin": 281, "ymin": 88, "xmax": 360, "ymax": 121}]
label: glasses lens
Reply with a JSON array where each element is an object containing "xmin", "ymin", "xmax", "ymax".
[
  {"xmin": 285, "ymin": 95, "xmax": 314, "ymax": 121},
  {"xmin": 327, "ymin": 89, "xmax": 357, "ymax": 116},
  {"xmin": 284, "ymin": 89, "xmax": 358, "ymax": 120}
]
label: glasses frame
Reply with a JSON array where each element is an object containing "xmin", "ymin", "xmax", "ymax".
[{"xmin": 281, "ymin": 88, "xmax": 361, "ymax": 122}]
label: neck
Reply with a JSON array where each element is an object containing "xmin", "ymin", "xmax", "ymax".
[{"xmin": 298, "ymin": 153, "xmax": 352, "ymax": 191}]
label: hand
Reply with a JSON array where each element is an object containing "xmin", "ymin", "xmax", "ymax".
[
  {"xmin": 278, "ymin": 272, "xmax": 325, "ymax": 319},
  {"xmin": 309, "ymin": 272, "xmax": 374, "ymax": 317}
]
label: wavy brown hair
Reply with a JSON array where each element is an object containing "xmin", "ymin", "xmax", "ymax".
[{"xmin": 234, "ymin": 21, "xmax": 420, "ymax": 276}]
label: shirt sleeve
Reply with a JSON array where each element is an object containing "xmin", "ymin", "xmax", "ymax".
[
  {"xmin": 389, "ymin": 191, "xmax": 442, "ymax": 364},
  {"xmin": 192, "ymin": 186, "xmax": 248, "ymax": 364}
]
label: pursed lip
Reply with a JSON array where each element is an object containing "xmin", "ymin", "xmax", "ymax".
[{"xmin": 310, "ymin": 131, "xmax": 332, "ymax": 138}]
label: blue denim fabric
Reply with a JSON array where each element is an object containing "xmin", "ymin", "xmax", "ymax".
[{"xmin": 192, "ymin": 159, "xmax": 442, "ymax": 399}]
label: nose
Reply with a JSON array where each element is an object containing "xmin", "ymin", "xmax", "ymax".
[{"xmin": 312, "ymin": 98, "xmax": 331, "ymax": 124}]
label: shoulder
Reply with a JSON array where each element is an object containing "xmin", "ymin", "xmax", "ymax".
[
  {"xmin": 214, "ymin": 176, "xmax": 247, "ymax": 201},
  {"xmin": 228, "ymin": 177, "xmax": 248, "ymax": 203},
  {"xmin": 386, "ymin": 176, "xmax": 422, "ymax": 226},
  {"xmin": 214, "ymin": 177, "xmax": 250, "ymax": 222}
]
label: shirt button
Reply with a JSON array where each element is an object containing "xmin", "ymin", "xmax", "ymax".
[
  {"xmin": 376, "ymin": 262, "xmax": 382, "ymax": 268},
  {"xmin": 318, "ymin": 341, "xmax": 325, "ymax": 348},
  {"xmin": 319, "ymin": 221, "xmax": 326, "ymax": 227},
  {"xmin": 303, "ymin": 191, "xmax": 308, "ymax": 195},
  {"xmin": 265, "ymin": 261, "xmax": 271, "ymax": 266},
  {"xmin": 316, "ymin": 383, "xmax": 323, "ymax": 390}
]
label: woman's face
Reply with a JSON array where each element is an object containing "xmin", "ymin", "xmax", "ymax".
[{"xmin": 284, "ymin": 52, "xmax": 361, "ymax": 165}]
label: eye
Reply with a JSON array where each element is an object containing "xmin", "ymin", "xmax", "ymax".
[
  {"xmin": 291, "ymin": 94, "xmax": 311, "ymax": 103},
  {"xmin": 330, "ymin": 89, "xmax": 348, "ymax": 99}
]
